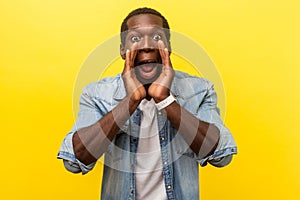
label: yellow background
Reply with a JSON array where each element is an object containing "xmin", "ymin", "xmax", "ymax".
[{"xmin": 1, "ymin": 0, "xmax": 299, "ymax": 199}]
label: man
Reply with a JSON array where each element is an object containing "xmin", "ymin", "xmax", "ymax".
[{"xmin": 58, "ymin": 7, "xmax": 237, "ymax": 200}]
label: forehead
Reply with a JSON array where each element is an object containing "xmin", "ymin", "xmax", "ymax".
[{"xmin": 126, "ymin": 14, "xmax": 163, "ymax": 30}]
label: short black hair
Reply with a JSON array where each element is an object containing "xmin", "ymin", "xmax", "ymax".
[{"xmin": 120, "ymin": 7, "xmax": 170, "ymax": 47}]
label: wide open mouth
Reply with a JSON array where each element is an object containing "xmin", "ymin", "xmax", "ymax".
[{"xmin": 134, "ymin": 59, "xmax": 162, "ymax": 84}]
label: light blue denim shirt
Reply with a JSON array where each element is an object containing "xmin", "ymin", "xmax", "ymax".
[{"xmin": 57, "ymin": 71, "xmax": 237, "ymax": 200}]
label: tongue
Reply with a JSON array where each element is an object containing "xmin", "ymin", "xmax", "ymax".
[{"xmin": 141, "ymin": 63, "xmax": 155, "ymax": 72}]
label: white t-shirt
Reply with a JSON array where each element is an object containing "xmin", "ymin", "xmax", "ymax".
[{"xmin": 135, "ymin": 99, "xmax": 168, "ymax": 200}]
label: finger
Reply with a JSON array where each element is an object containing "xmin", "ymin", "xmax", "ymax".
[
  {"xmin": 123, "ymin": 49, "xmax": 131, "ymax": 73},
  {"xmin": 129, "ymin": 43, "xmax": 138, "ymax": 68},
  {"xmin": 158, "ymin": 40, "xmax": 172, "ymax": 69},
  {"xmin": 163, "ymin": 47, "xmax": 172, "ymax": 69},
  {"xmin": 158, "ymin": 40, "xmax": 166, "ymax": 59}
]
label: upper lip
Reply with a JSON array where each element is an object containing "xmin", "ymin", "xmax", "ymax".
[{"xmin": 136, "ymin": 59, "xmax": 158, "ymax": 65}]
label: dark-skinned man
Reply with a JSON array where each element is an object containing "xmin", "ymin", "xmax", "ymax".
[{"xmin": 58, "ymin": 7, "xmax": 237, "ymax": 200}]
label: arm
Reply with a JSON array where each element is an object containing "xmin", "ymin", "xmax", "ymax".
[
  {"xmin": 166, "ymin": 86, "xmax": 236, "ymax": 167},
  {"xmin": 72, "ymin": 95, "xmax": 140, "ymax": 165},
  {"xmin": 164, "ymin": 101, "xmax": 220, "ymax": 158},
  {"xmin": 73, "ymin": 46, "xmax": 145, "ymax": 165},
  {"xmin": 149, "ymin": 41, "xmax": 219, "ymax": 158}
]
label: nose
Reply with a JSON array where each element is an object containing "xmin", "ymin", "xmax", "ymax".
[{"xmin": 139, "ymin": 36, "xmax": 155, "ymax": 52}]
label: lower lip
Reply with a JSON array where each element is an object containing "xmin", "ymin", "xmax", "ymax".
[{"xmin": 137, "ymin": 63, "xmax": 158, "ymax": 79}]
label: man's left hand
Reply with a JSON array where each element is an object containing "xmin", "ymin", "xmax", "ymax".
[{"xmin": 148, "ymin": 40, "xmax": 175, "ymax": 102}]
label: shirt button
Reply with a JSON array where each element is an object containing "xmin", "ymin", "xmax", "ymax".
[
  {"xmin": 164, "ymin": 161, "xmax": 167, "ymax": 165},
  {"xmin": 161, "ymin": 137, "xmax": 165, "ymax": 141},
  {"xmin": 158, "ymin": 111, "xmax": 162, "ymax": 115},
  {"xmin": 167, "ymin": 185, "xmax": 171, "ymax": 190}
]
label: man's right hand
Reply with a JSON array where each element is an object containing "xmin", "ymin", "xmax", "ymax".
[
  {"xmin": 122, "ymin": 44, "xmax": 146, "ymax": 102},
  {"xmin": 73, "ymin": 45, "xmax": 145, "ymax": 166}
]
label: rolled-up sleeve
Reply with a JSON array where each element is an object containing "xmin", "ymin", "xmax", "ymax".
[
  {"xmin": 198, "ymin": 124, "xmax": 237, "ymax": 167},
  {"xmin": 57, "ymin": 83, "xmax": 103, "ymax": 174},
  {"xmin": 57, "ymin": 132, "xmax": 96, "ymax": 174},
  {"xmin": 194, "ymin": 80, "xmax": 237, "ymax": 167}
]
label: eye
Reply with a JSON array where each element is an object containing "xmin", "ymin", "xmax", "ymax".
[
  {"xmin": 130, "ymin": 35, "xmax": 141, "ymax": 42},
  {"xmin": 152, "ymin": 34, "xmax": 162, "ymax": 41}
]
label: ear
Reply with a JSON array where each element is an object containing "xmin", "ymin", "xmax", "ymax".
[{"xmin": 120, "ymin": 44, "xmax": 126, "ymax": 60}]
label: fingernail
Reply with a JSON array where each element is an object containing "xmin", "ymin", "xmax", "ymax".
[{"xmin": 126, "ymin": 49, "xmax": 130, "ymax": 53}]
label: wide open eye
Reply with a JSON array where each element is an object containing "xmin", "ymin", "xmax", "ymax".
[
  {"xmin": 131, "ymin": 35, "xmax": 141, "ymax": 42},
  {"xmin": 152, "ymin": 34, "xmax": 162, "ymax": 41}
]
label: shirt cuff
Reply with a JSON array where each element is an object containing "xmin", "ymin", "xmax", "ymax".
[
  {"xmin": 199, "ymin": 146, "xmax": 237, "ymax": 167},
  {"xmin": 208, "ymin": 154, "xmax": 233, "ymax": 167},
  {"xmin": 57, "ymin": 132, "xmax": 95, "ymax": 174}
]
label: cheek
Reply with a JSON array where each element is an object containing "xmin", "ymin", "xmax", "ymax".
[
  {"xmin": 161, "ymin": 38, "xmax": 170, "ymax": 48},
  {"xmin": 124, "ymin": 42, "xmax": 132, "ymax": 50},
  {"xmin": 124, "ymin": 36, "xmax": 134, "ymax": 49},
  {"xmin": 125, "ymin": 41, "xmax": 140, "ymax": 50}
]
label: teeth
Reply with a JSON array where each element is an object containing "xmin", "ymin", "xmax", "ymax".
[{"xmin": 139, "ymin": 60, "xmax": 156, "ymax": 65}]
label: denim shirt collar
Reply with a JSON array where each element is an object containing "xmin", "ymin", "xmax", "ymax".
[{"xmin": 113, "ymin": 74, "xmax": 126, "ymax": 100}]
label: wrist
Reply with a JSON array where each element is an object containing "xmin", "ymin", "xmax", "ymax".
[
  {"xmin": 155, "ymin": 93, "xmax": 176, "ymax": 110},
  {"xmin": 124, "ymin": 94, "xmax": 142, "ymax": 108},
  {"xmin": 153, "ymin": 93, "xmax": 170, "ymax": 103},
  {"xmin": 126, "ymin": 90, "xmax": 145, "ymax": 103}
]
